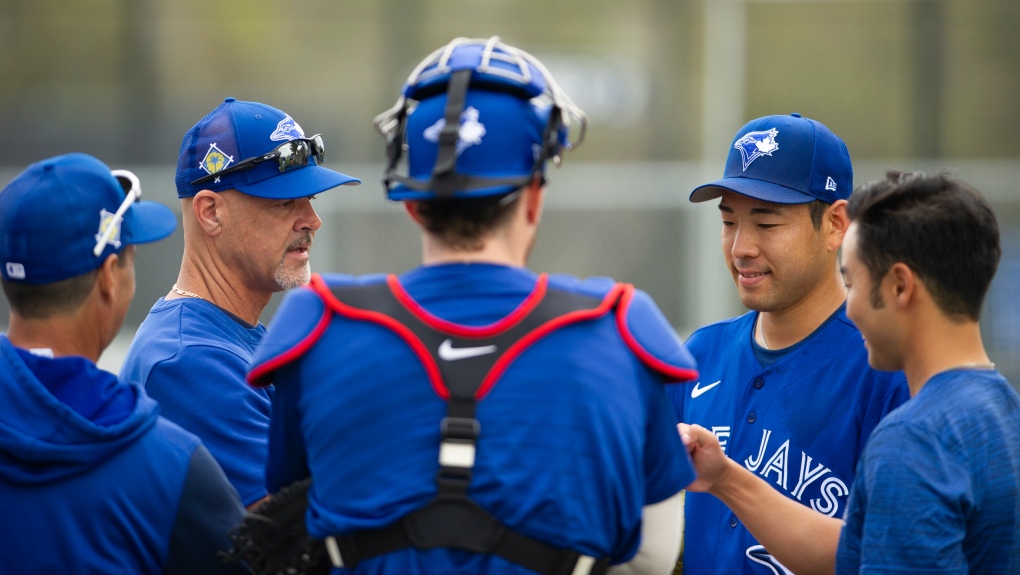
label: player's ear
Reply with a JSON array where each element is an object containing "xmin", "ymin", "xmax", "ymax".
[
  {"xmin": 404, "ymin": 201, "xmax": 425, "ymax": 226},
  {"xmin": 192, "ymin": 190, "xmax": 224, "ymax": 237},
  {"xmin": 826, "ymin": 200, "xmax": 850, "ymax": 253},
  {"xmin": 94, "ymin": 252, "xmax": 120, "ymax": 306},
  {"xmin": 888, "ymin": 262, "xmax": 916, "ymax": 309},
  {"xmin": 523, "ymin": 175, "xmax": 545, "ymax": 226}
]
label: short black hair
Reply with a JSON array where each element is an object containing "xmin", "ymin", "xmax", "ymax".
[
  {"xmin": 414, "ymin": 190, "xmax": 524, "ymax": 250},
  {"xmin": 847, "ymin": 171, "xmax": 1001, "ymax": 321},
  {"xmin": 1, "ymin": 249, "xmax": 130, "ymax": 319},
  {"xmin": 2, "ymin": 269, "xmax": 100, "ymax": 319},
  {"xmin": 807, "ymin": 200, "xmax": 828, "ymax": 230}
]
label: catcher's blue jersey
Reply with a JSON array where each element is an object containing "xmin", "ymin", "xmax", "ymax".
[
  {"xmin": 667, "ymin": 307, "xmax": 908, "ymax": 575},
  {"xmin": 120, "ymin": 298, "xmax": 272, "ymax": 506},
  {"xmin": 250, "ymin": 263, "xmax": 697, "ymax": 574},
  {"xmin": 837, "ymin": 368, "xmax": 1020, "ymax": 574}
]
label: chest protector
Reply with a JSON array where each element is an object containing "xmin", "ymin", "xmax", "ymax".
[{"xmin": 252, "ymin": 273, "xmax": 696, "ymax": 575}]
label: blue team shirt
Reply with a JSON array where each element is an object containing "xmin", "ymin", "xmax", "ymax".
[
  {"xmin": 0, "ymin": 335, "xmax": 245, "ymax": 574},
  {"xmin": 667, "ymin": 307, "xmax": 909, "ymax": 575},
  {"xmin": 837, "ymin": 368, "xmax": 1020, "ymax": 574},
  {"xmin": 120, "ymin": 297, "xmax": 272, "ymax": 505},
  {"xmin": 252, "ymin": 263, "xmax": 696, "ymax": 574}
]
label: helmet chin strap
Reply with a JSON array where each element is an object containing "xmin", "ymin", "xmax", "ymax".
[{"xmin": 431, "ymin": 69, "xmax": 472, "ymax": 198}]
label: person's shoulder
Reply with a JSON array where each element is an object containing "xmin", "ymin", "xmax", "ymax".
[
  {"xmin": 150, "ymin": 415, "xmax": 204, "ymax": 455},
  {"xmin": 164, "ymin": 300, "xmax": 262, "ymax": 351},
  {"xmin": 317, "ymin": 272, "xmax": 389, "ymax": 289},
  {"xmin": 685, "ymin": 310, "xmax": 755, "ymax": 348},
  {"xmin": 546, "ymin": 273, "xmax": 619, "ymax": 298}
]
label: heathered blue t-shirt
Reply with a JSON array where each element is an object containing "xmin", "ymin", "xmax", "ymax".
[
  {"xmin": 120, "ymin": 297, "xmax": 271, "ymax": 505},
  {"xmin": 837, "ymin": 368, "xmax": 1020, "ymax": 574}
]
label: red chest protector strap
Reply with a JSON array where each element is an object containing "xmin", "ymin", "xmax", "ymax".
[{"xmin": 312, "ymin": 273, "xmax": 620, "ymax": 575}]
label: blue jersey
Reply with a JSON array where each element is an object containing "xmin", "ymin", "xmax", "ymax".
[
  {"xmin": 667, "ymin": 307, "xmax": 908, "ymax": 575},
  {"xmin": 0, "ymin": 335, "xmax": 245, "ymax": 574},
  {"xmin": 120, "ymin": 297, "xmax": 272, "ymax": 506},
  {"xmin": 249, "ymin": 263, "xmax": 698, "ymax": 574},
  {"xmin": 837, "ymin": 368, "xmax": 1020, "ymax": 574}
]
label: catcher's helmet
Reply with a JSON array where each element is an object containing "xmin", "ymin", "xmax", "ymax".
[{"xmin": 374, "ymin": 36, "xmax": 588, "ymax": 201}]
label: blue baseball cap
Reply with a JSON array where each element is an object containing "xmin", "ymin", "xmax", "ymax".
[
  {"xmin": 0, "ymin": 153, "xmax": 178, "ymax": 284},
  {"xmin": 175, "ymin": 98, "xmax": 361, "ymax": 199},
  {"xmin": 390, "ymin": 90, "xmax": 558, "ymax": 201},
  {"xmin": 690, "ymin": 113, "xmax": 852, "ymax": 205}
]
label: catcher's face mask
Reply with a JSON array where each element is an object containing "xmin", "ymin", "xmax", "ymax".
[{"xmin": 373, "ymin": 36, "xmax": 588, "ymax": 202}]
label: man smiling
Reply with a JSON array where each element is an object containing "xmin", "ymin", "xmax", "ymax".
[
  {"xmin": 667, "ymin": 114, "xmax": 908, "ymax": 575},
  {"xmin": 120, "ymin": 98, "xmax": 360, "ymax": 506},
  {"xmin": 678, "ymin": 171, "xmax": 1020, "ymax": 574}
]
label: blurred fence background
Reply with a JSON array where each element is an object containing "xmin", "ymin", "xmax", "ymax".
[{"xmin": 1, "ymin": 0, "xmax": 1018, "ymax": 385}]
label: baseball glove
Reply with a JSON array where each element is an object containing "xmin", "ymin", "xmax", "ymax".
[{"xmin": 223, "ymin": 477, "xmax": 330, "ymax": 575}]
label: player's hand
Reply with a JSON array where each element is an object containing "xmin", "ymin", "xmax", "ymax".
[{"xmin": 677, "ymin": 423, "xmax": 732, "ymax": 494}]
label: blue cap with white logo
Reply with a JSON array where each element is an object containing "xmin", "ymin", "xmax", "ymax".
[
  {"xmin": 175, "ymin": 98, "xmax": 361, "ymax": 199},
  {"xmin": 0, "ymin": 153, "xmax": 178, "ymax": 284},
  {"xmin": 375, "ymin": 37, "xmax": 587, "ymax": 201},
  {"xmin": 391, "ymin": 90, "xmax": 554, "ymax": 200},
  {"xmin": 690, "ymin": 113, "xmax": 852, "ymax": 205}
]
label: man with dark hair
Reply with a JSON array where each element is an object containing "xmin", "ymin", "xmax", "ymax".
[
  {"xmin": 120, "ymin": 99, "xmax": 360, "ymax": 506},
  {"xmin": 679, "ymin": 171, "xmax": 1020, "ymax": 574},
  {"xmin": 0, "ymin": 153, "xmax": 246, "ymax": 574},
  {"xmin": 247, "ymin": 37, "xmax": 699, "ymax": 574},
  {"xmin": 669, "ymin": 115, "xmax": 908, "ymax": 574}
]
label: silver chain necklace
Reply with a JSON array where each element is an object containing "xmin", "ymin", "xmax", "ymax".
[{"xmin": 171, "ymin": 284, "xmax": 204, "ymax": 300}]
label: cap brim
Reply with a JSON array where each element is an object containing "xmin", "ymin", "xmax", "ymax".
[
  {"xmin": 124, "ymin": 201, "xmax": 178, "ymax": 245},
  {"xmin": 388, "ymin": 182, "xmax": 519, "ymax": 201},
  {"xmin": 235, "ymin": 165, "xmax": 360, "ymax": 200},
  {"xmin": 690, "ymin": 177, "xmax": 817, "ymax": 204}
]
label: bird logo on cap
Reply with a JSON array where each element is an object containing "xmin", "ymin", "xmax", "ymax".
[
  {"xmin": 735, "ymin": 128, "xmax": 780, "ymax": 170},
  {"xmin": 270, "ymin": 115, "xmax": 305, "ymax": 142}
]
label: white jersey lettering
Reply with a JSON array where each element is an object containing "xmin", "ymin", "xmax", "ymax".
[
  {"xmin": 744, "ymin": 429, "xmax": 772, "ymax": 472},
  {"xmin": 811, "ymin": 476, "xmax": 850, "ymax": 517}
]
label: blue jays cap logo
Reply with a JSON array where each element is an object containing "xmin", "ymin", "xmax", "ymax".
[
  {"xmin": 735, "ymin": 128, "xmax": 779, "ymax": 171},
  {"xmin": 423, "ymin": 106, "xmax": 486, "ymax": 156},
  {"xmin": 95, "ymin": 209, "xmax": 123, "ymax": 250},
  {"xmin": 270, "ymin": 115, "xmax": 305, "ymax": 142},
  {"xmin": 199, "ymin": 143, "xmax": 234, "ymax": 179}
]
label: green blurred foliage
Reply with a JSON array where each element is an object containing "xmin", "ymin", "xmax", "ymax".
[{"xmin": 0, "ymin": 0, "xmax": 1017, "ymax": 166}]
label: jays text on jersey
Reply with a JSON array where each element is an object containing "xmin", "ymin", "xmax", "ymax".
[
  {"xmin": 667, "ymin": 306, "xmax": 909, "ymax": 575},
  {"xmin": 120, "ymin": 297, "xmax": 272, "ymax": 506},
  {"xmin": 837, "ymin": 368, "xmax": 1020, "ymax": 573},
  {"xmin": 0, "ymin": 335, "xmax": 245, "ymax": 575},
  {"xmin": 248, "ymin": 263, "xmax": 697, "ymax": 574}
]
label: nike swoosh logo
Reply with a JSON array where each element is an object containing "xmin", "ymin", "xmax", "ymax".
[
  {"xmin": 438, "ymin": 339, "xmax": 498, "ymax": 361},
  {"xmin": 691, "ymin": 380, "xmax": 722, "ymax": 398}
]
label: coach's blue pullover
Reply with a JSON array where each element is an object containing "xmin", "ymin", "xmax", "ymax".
[{"xmin": 0, "ymin": 334, "xmax": 246, "ymax": 575}]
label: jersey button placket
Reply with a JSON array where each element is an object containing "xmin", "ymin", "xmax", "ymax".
[
  {"xmin": 747, "ymin": 412, "xmax": 756, "ymax": 423},
  {"xmin": 729, "ymin": 516, "xmax": 738, "ymax": 528},
  {"xmin": 754, "ymin": 377, "xmax": 764, "ymax": 389}
]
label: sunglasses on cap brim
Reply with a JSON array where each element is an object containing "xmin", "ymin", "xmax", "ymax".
[
  {"xmin": 190, "ymin": 135, "xmax": 326, "ymax": 187},
  {"xmin": 92, "ymin": 170, "xmax": 142, "ymax": 257}
]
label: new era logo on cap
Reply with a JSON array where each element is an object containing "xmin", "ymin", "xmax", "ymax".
[
  {"xmin": 5, "ymin": 263, "xmax": 25, "ymax": 279},
  {"xmin": 690, "ymin": 113, "xmax": 853, "ymax": 205}
]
